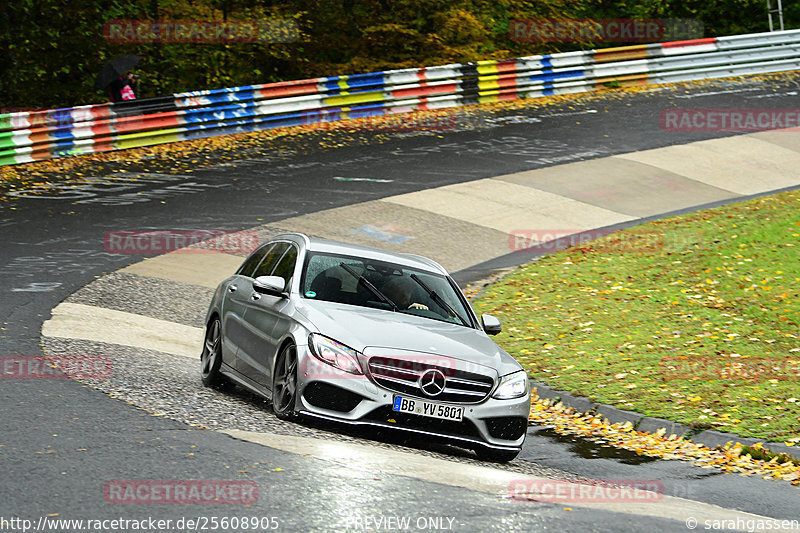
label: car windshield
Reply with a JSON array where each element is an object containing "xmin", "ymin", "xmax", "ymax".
[{"xmin": 301, "ymin": 251, "xmax": 473, "ymax": 327}]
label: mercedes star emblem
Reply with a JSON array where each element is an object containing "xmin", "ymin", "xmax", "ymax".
[{"xmin": 419, "ymin": 369, "xmax": 446, "ymax": 396}]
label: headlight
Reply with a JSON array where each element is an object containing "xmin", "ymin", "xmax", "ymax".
[
  {"xmin": 308, "ymin": 334, "xmax": 363, "ymax": 375},
  {"xmin": 492, "ymin": 370, "xmax": 528, "ymax": 400}
]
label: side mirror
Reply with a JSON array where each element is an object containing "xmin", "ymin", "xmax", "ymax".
[
  {"xmin": 253, "ymin": 275, "xmax": 286, "ymax": 297},
  {"xmin": 481, "ymin": 314, "xmax": 502, "ymax": 336}
]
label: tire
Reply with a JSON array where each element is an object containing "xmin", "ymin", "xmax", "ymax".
[
  {"xmin": 272, "ymin": 343, "xmax": 299, "ymax": 420},
  {"xmin": 474, "ymin": 447, "xmax": 520, "ymax": 463},
  {"xmin": 200, "ymin": 317, "xmax": 232, "ymax": 390}
]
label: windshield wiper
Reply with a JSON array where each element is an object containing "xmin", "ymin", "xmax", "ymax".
[
  {"xmin": 339, "ymin": 263, "xmax": 399, "ymax": 311},
  {"xmin": 409, "ymin": 274, "xmax": 468, "ymax": 326}
]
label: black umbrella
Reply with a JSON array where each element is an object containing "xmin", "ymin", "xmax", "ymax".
[{"xmin": 95, "ymin": 54, "xmax": 142, "ymax": 90}]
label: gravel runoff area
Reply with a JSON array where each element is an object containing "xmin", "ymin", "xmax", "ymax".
[
  {"xmin": 41, "ymin": 335, "xmax": 585, "ymax": 482},
  {"xmin": 65, "ymin": 271, "xmax": 213, "ymax": 328}
]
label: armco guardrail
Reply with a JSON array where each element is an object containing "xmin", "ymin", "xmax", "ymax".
[{"xmin": 3, "ymin": 28, "xmax": 800, "ymax": 166}]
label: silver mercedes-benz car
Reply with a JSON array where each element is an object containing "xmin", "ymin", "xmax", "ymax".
[{"xmin": 201, "ymin": 232, "xmax": 530, "ymax": 461}]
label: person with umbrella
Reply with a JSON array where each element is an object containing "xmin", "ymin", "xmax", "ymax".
[
  {"xmin": 120, "ymin": 72, "xmax": 138, "ymax": 100},
  {"xmin": 96, "ymin": 55, "xmax": 141, "ymax": 102}
]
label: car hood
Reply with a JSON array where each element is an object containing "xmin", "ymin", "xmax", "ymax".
[{"xmin": 295, "ymin": 299, "xmax": 522, "ymax": 375}]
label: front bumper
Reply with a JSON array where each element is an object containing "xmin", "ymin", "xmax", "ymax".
[{"xmin": 295, "ymin": 348, "xmax": 530, "ymax": 451}]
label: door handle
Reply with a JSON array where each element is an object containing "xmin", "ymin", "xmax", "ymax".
[
  {"xmin": 228, "ymin": 285, "xmax": 238, "ymax": 293},
  {"xmin": 251, "ymin": 292, "xmax": 261, "ymax": 301}
]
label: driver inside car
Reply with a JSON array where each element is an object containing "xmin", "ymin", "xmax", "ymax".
[{"xmin": 382, "ymin": 276, "xmax": 429, "ymax": 311}]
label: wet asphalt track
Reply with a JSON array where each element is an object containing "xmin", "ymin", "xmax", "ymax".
[{"xmin": 2, "ymin": 77, "xmax": 800, "ymax": 531}]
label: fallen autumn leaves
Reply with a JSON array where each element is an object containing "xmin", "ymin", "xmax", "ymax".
[{"xmin": 529, "ymin": 391, "xmax": 800, "ymax": 486}]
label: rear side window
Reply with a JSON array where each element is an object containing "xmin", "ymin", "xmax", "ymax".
[
  {"xmin": 252, "ymin": 242, "xmax": 290, "ymax": 279},
  {"xmin": 236, "ymin": 244, "xmax": 273, "ymax": 277}
]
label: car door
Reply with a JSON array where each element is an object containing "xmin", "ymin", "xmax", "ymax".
[
  {"xmin": 239, "ymin": 243, "xmax": 298, "ymax": 387},
  {"xmin": 220, "ymin": 243, "xmax": 274, "ymax": 367},
  {"xmin": 235, "ymin": 242, "xmax": 292, "ymax": 385}
]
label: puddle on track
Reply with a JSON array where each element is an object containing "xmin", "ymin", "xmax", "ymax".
[{"xmin": 533, "ymin": 427, "xmax": 660, "ymax": 465}]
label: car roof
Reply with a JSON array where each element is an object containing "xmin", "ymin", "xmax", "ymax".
[{"xmin": 271, "ymin": 232, "xmax": 448, "ymax": 275}]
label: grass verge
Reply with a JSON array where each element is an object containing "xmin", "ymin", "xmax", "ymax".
[{"xmin": 473, "ymin": 189, "xmax": 800, "ymax": 441}]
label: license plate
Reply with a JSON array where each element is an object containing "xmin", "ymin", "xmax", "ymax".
[{"xmin": 392, "ymin": 396, "xmax": 463, "ymax": 422}]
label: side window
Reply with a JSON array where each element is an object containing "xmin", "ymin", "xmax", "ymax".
[
  {"xmin": 252, "ymin": 242, "xmax": 290, "ymax": 279},
  {"xmin": 271, "ymin": 245, "xmax": 298, "ymax": 285},
  {"xmin": 236, "ymin": 244, "xmax": 273, "ymax": 277}
]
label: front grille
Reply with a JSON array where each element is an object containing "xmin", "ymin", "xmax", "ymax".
[
  {"xmin": 302, "ymin": 382, "xmax": 364, "ymax": 413},
  {"xmin": 368, "ymin": 356, "xmax": 494, "ymax": 404},
  {"xmin": 485, "ymin": 416, "xmax": 527, "ymax": 441}
]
